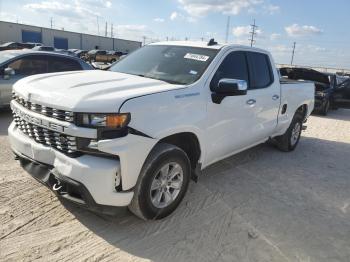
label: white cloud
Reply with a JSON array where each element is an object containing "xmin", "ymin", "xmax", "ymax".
[
  {"xmin": 232, "ymin": 25, "xmax": 261, "ymax": 37},
  {"xmin": 265, "ymin": 4, "xmax": 280, "ymax": 14},
  {"xmin": 170, "ymin": 12, "xmax": 178, "ymax": 20},
  {"xmin": 153, "ymin": 18, "xmax": 165, "ymax": 23},
  {"xmin": 285, "ymin": 24, "xmax": 323, "ymax": 37},
  {"xmin": 169, "ymin": 11, "xmax": 196, "ymax": 22},
  {"xmin": 178, "ymin": 0, "xmax": 279, "ymax": 17}
]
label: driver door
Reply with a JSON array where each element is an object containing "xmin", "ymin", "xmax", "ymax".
[{"xmin": 205, "ymin": 51, "xmax": 257, "ymax": 165}]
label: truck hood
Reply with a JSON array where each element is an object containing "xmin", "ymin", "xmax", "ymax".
[{"xmin": 13, "ymin": 70, "xmax": 183, "ymax": 112}]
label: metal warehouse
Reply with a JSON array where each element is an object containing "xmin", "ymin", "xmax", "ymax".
[{"xmin": 0, "ymin": 20, "xmax": 141, "ymax": 53}]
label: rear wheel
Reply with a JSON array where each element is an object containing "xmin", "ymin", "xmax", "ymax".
[
  {"xmin": 128, "ymin": 143, "xmax": 191, "ymax": 220},
  {"xmin": 275, "ymin": 113, "xmax": 303, "ymax": 152}
]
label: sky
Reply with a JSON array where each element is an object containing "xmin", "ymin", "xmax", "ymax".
[{"xmin": 0, "ymin": 0, "xmax": 349, "ymax": 69}]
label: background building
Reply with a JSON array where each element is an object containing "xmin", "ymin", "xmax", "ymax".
[{"xmin": 0, "ymin": 20, "xmax": 141, "ymax": 53}]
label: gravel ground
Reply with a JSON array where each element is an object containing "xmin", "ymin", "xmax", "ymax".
[{"xmin": 0, "ymin": 109, "xmax": 349, "ymax": 262}]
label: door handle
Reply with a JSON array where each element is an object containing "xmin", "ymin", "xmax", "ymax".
[
  {"xmin": 246, "ymin": 99, "xmax": 256, "ymax": 105},
  {"xmin": 272, "ymin": 95, "xmax": 279, "ymax": 100}
]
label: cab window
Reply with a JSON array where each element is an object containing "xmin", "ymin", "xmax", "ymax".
[{"xmin": 210, "ymin": 51, "xmax": 249, "ymax": 90}]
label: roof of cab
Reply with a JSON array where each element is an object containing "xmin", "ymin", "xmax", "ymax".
[
  {"xmin": 0, "ymin": 49, "xmax": 78, "ymax": 59},
  {"xmin": 148, "ymin": 41, "xmax": 270, "ymax": 54},
  {"xmin": 149, "ymin": 41, "xmax": 226, "ymax": 49}
]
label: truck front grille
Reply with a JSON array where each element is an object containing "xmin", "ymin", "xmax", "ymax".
[
  {"xmin": 12, "ymin": 92, "xmax": 74, "ymax": 122},
  {"xmin": 13, "ymin": 112, "xmax": 78, "ymax": 155}
]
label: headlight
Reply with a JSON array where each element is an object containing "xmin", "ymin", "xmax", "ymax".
[{"xmin": 77, "ymin": 113, "xmax": 130, "ymax": 128}]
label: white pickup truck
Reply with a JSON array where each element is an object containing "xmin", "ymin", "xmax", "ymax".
[{"xmin": 9, "ymin": 41, "xmax": 314, "ymax": 220}]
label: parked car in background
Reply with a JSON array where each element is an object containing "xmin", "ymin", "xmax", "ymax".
[
  {"xmin": 32, "ymin": 46, "xmax": 55, "ymax": 52},
  {"xmin": 280, "ymin": 67, "xmax": 337, "ymax": 115},
  {"xmin": 87, "ymin": 49, "xmax": 102, "ymax": 61},
  {"xmin": 0, "ymin": 50, "xmax": 93, "ymax": 108},
  {"xmin": 25, "ymin": 42, "xmax": 43, "ymax": 48},
  {"xmin": 55, "ymin": 49, "xmax": 78, "ymax": 57},
  {"xmin": 0, "ymin": 42, "xmax": 34, "ymax": 51},
  {"xmin": 75, "ymin": 50, "xmax": 88, "ymax": 60},
  {"xmin": 8, "ymin": 41, "xmax": 314, "ymax": 219},
  {"xmin": 332, "ymin": 77, "xmax": 350, "ymax": 109},
  {"xmin": 87, "ymin": 50, "xmax": 120, "ymax": 63}
]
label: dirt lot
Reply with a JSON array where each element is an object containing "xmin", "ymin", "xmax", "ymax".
[{"xmin": 0, "ymin": 109, "xmax": 349, "ymax": 262}]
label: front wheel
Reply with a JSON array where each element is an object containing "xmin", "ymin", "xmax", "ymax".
[
  {"xmin": 275, "ymin": 114, "xmax": 303, "ymax": 152},
  {"xmin": 128, "ymin": 143, "xmax": 191, "ymax": 220}
]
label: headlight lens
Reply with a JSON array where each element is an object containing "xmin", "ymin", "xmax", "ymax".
[{"xmin": 78, "ymin": 113, "xmax": 130, "ymax": 128}]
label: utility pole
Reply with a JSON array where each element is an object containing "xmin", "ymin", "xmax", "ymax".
[
  {"xmin": 50, "ymin": 17, "xmax": 53, "ymax": 29},
  {"xmin": 291, "ymin": 42, "xmax": 296, "ymax": 65},
  {"xmin": 105, "ymin": 22, "xmax": 107, "ymax": 37},
  {"xmin": 111, "ymin": 23, "xmax": 113, "ymax": 38},
  {"xmin": 142, "ymin": 36, "xmax": 146, "ymax": 46},
  {"xmin": 249, "ymin": 19, "xmax": 258, "ymax": 47},
  {"xmin": 225, "ymin": 16, "xmax": 230, "ymax": 43}
]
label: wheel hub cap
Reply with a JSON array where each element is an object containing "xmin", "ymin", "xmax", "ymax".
[
  {"xmin": 150, "ymin": 162, "xmax": 183, "ymax": 209},
  {"xmin": 291, "ymin": 122, "xmax": 301, "ymax": 146}
]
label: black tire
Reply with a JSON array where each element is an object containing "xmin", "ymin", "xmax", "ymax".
[
  {"xmin": 320, "ymin": 99, "xmax": 330, "ymax": 116},
  {"xmin": 275, "ymin": 113, "xmax": 303, "ymax": 152},
  {"xmin": 128, "ymin": 143, "xmax": 191, "ymax": 220},
  {"xmin": 110, "ymin": 59, "xmax": 116, "ymax": 63}
]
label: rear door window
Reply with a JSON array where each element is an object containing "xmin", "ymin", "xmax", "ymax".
[
  {"xmin": 210, "ymin": 51, "xmax": 249, "ymax": 90},
  {"xmin": 246, "ymin": 52, "xmax": 273, "ymax": 89},
  {"xmin": 48, "ymin": 56, "xmax": 82, "ymax": 72}
]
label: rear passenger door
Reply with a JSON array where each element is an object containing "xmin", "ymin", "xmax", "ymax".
[
  {"xmin": 245, "ymin": 51, "xmax": 280, "ymax": 141},
  {"xmin": 48, "ymin": 56, "xmax": 82, "ymax": 72}
]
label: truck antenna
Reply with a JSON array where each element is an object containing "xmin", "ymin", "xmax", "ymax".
[{"xmin": 207, "ymin": 38, "xmax": 218, "ymax": 46}]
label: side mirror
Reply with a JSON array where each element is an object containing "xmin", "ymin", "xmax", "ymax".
[
  {"xmin": 211, "ymin": 78, "xmax": 248, "ymax": 104},
  {"xmin": 3, "ymin": 67, "xmax": 15, "ymax": 80}
]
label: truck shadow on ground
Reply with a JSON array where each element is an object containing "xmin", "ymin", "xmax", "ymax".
[{"xmin": 61, "ymin": 136, "xmax": 350, "ymax": 262}]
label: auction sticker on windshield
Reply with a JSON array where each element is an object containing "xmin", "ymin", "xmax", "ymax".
[{"xmin": 184, "ymin": 53, "xmax": 209, "ymax": 62}]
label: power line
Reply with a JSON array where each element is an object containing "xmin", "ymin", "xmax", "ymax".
[
  {"xmin": 249, "ymin": 19, "xmax": 258, "ymax": 47},
  {"xmin": 291, "ymin": 42, "xmax": 296, "ymax": 65},
  {"xmin": 225, "ymin": 16, "xmax": 230, "ymax": 43}
]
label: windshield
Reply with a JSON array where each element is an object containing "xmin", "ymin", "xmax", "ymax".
[{"xmin": 109, "ymin": 45, "xmax": 218, "ymax": 85}]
